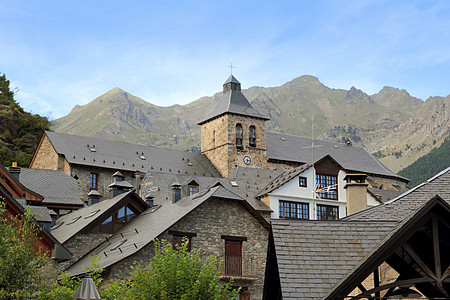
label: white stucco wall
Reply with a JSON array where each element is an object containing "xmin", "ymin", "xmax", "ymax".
[{"xmin": 269, "ymin": 168, "xmax": 376, "ymax": 220}]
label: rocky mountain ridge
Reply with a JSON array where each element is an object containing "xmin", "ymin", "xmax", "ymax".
[{"xmin": 51, "ymin": 75, "xmax": 450, "ymax": 172}]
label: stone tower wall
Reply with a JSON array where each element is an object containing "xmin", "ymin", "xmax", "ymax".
[{"xmin": 201, "ymin": 114, "xmax": 269, "ymax": 177}]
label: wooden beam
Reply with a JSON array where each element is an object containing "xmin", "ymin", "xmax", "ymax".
[
  {"xmin": 373, "ymin": 268, "xmax": 380, "ymax": 299},
  {"xmin": 355, "ymin": 278, "xmax": 434, "ymax": 298},
  {"xmin": 442, "ymin": 266, "xmax": 450, "ymax": 281},
  {"xmin": 403, "ymin": 244, "xmax": 438, "ymax": 281},
  {"xmin": 432, "ymin": 217, "xmax": 441, "ymax": 281}
]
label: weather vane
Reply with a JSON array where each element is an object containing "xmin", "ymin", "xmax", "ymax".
[{"xmin": 228, "ymin": 63, "xmax": 236, "ymax": 75}]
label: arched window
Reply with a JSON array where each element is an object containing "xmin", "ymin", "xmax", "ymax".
[
  {"xmin": 249, "ymin": 126, "xmax": 256, "ymax": 147},
  {"xmin": 236, "ymin": 124, "xmax": 243, "ymax": 149}
]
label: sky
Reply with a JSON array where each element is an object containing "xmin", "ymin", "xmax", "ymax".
[{"xmin": 1, "ymin": 0, "xmax": 450, "ymax": 119}]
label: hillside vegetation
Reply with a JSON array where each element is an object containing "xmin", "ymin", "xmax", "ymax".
[
  {"xmin": 0, "ymin": 73, "xmax": 50, "ymax": 167},
  {"xmin": 52, "ymin": 75, "xmax": 450, "ymax": 172},
  {"xmin": 398, "ymin": 137, "xmax": 450, "ymax": 187}
]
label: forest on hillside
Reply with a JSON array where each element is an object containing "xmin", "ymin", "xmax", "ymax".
[
  {"xmin": 398, "ymin": 137, "xmax": 450, "ymax": 187},
  {"xmin": 0, "ymin": 73, "xmax": 50, "ymax": 167}
]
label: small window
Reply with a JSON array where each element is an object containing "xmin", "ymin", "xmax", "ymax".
[
  {"xmin": 236, "ymin": 124, "xmax": 243, "ymax": 149},
  {"xmin": 249, "ymin": 126, "xmax": 256, "ymax": 147},
  {"xmin": 66, "ymin": 216, "xmax": 81, "ymax": 225},
  {"xmin": 299, "ymin": 176, "xmax": 307, "ymax": 187},
  {"xmin": 212, "ymin": 130, "xmax": 215, "ymax": 148},
  {"xmin": 90, "ymin": 173, "xmax": 98, "ymax": 190},
  {"xmin": 316, "ymin": 204, "xmax": 339, "ymax": 220},
  {"xmin": 188, "ymin": 184, "xmax": 199, "ymax": 196}
]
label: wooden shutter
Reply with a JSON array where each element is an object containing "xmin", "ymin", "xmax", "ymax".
[
  {"xmin": 240, "ymin": 291, "xmax": 250, "ymax": 300},
  {"xmin": 225, "ymin": 240, "xmax": 242, "ymax": 275}
]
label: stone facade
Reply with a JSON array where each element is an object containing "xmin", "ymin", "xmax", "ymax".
[
  {"xmin": 59, "ymin": 233, "xmax": 112, "ymax": 271},
  {"xmin": 30, "ymin": 134, "xmax": 60, "ymax": 170},
  {"xmin": 107, "ymin": 198, "xmax": 269, "ymax": 299},
  {"xmin": 201, "ymin": 114, "xmax": 268, "ymax": 178}
]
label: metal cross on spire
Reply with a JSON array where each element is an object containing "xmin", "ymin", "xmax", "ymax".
[{"xmin": 228, "ymin": 63, "xmax": 236, "ymax": 75}]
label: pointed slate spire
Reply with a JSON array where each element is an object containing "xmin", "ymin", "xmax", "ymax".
[{"xmin": 198, "ymin": 75, "xmax": 269, "ymax": 125}]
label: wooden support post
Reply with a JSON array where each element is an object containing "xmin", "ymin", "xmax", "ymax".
[
  {"xmin": 373, "ymin": 267, "xmax": 380, "ymax": 299},
  {"xmin": 432, "ymin": 217, "xmax": 441, "ymax": 281}
]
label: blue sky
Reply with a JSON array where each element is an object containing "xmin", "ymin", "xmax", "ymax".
[{"xmin": 1, "ymin": 0, "xmax": 449, "ymax": 119}]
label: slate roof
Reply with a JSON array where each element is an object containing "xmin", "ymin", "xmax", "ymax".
[
  {"xmin": 142, "ymin": 166, "xmax": 282, "ymax": 212},
  {"xmin": 198, "ymin": 75, "xmax": 270, "ymax": 124},
  {"xmin": 346, "ymin": 167, "xmax": 450, "ymax": 221},
  {"xmin": 265, "ymin": 132, "xmax": 407, "ymax": 181},
  {"xmin": 51, "ymin": 191, "xmax": 148, "ymax": 244},
  {"xmin": 271, "ymin": 219, "xmax": 399, "ymax": 300},
  {"xmin": 9, "ymin": 167, "xmax": 83, "ymax": 207},
  {"xmin": 65, "ymin": 183, "xmax": 267, "ymax": 276},
  {"xmin": 25, "ymin": 205, "xmax": 52, "ymax": 223},
  {"xmin": 42, "ymin": 131, "xmax": 221, "ymax": 177},
  {"xmin": 367, "ymin": 187, "xmax": 403, "ymax": 203}
]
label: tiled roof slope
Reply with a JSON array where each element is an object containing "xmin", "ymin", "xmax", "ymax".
[
  {"xmin": 44, "ymin": 131, "xmax": 221, "ymax": 177},
  {"xmin": 25, "ymin": 205, "xmax": 52, "ymax": 223},
  {"xmin": 198, "ymin": 75, "xmax": 269, "ymax": 124},
  {"xmin": 65, "ymin": 184, "xmax": 262, "ymax": 276},
  {"xmin": 11, "ymin": 167, "xmax": 83, "ymax": 206},
  {"xmin": 347, "ymin": 167, "xmax": 450, "ymax": 221},
  {"xmin": 143, "ymin": 167, "xmax": 282, "ymax": 212},
  {"xmin": 266, "ymin": 132, "xmax": 407, "ymax": 181},
  {"xmin": 271, "ymin": 219, "xmax": 398, "ymax": 300}
]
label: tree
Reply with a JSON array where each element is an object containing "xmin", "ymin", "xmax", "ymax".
[
  {"xmin": 101, "ymin": 239, "xmax": 239, "ymax": 300},
  {"xmin": 0, "ymin": 199, "xmax": 48, "ymax": 299}
]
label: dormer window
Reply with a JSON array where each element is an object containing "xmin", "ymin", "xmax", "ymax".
[
  {"xmin": 236, "ymin": 124, "xmax": 243, "ymax": 149},
  {"xmin": 249, "ymin": 126, "xmax": 256, "ymax": 147},
  {"xmin": 188, "ymin": 181, "xmax": 199, "ymax": 196}
]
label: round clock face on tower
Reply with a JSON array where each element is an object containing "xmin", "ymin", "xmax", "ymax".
[{"xmin": 243, "ymin": 155, "xmax": 251, "ymax": 165}]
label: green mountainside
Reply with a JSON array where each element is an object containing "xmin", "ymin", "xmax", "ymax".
[
  {"xmin": 52, "ymin": 75, "xmax": 450, "ymax": 172},
  {"xmin": 0, "ymin": 73, "xmax": 51, "ymax": 167},
  {"xmin": 398, "ymin": 137, "xmax": 450, "ymax": 187}
]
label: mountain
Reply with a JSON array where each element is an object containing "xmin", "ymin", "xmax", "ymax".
[
  {"xmin": 0, "ymin": 73, "xmax": 50, "ymax": 167},
  {"xmin": 51, "ymin": 75, "xmax": 450, "ymax": 172},
  {"xmin": 398, "ymin": 137, "xmax": 450, "ymax": 187}
]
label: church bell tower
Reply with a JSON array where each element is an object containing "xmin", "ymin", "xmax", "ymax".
[{"xmin": 198, "ymin": 75, "xmax": 270, "ymax": 178}]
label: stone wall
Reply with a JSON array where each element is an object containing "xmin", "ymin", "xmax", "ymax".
[
  {"xmin": 70, "ymin": 165, "xmax": 138, "ymax": 204},
  {"xmin": 59, "ymin": 233, "xmax": 112, "ymax": 272},
  {"xmin": 201, "ymin": 114, "xmax": 269, "ymax": 178},
  {"xmin": 368, "ymin": 175, "xmax": 408, "ymax": 191},
  {"xmin": 108, "ymin": 198, "xmax": 269, "ymax": 299},
  {"xmin": 30, "ymin": 134, "xmax": 60, "ymax": 170}
]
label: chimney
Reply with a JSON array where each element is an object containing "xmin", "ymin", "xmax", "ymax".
[
  {"xmin": 171, "ymin": 181, "xmax": 182, "ymax": 203},
  {"xmin": 145, "ymin": 192, "xmax": 155, "ymax": 207},
  {"xmin": 87, "ymin": 190, "xmax": 102, "ymax": 205},
  {"xmin": 344, "ymin": 173, "xmax": 368, "ymax": 216},
  {"xmin": 8, "ymin": 163, "xmax": 21, "ymax": 181},
  {"xmin": 109, "ymin": 171, "xmax": 133, "ymax": 197}
]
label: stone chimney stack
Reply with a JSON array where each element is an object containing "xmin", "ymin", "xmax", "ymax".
[
  {"xmin": 109, "ymin": 171, "xmax": 134, "ymax": 197},
  {"xmin": 171, "ymin": 181, "xmax": 182, "ymax": 203},
  {"xmin": 87, "ymin": 190, "xmax": 102, "ymax": 205},
  {"xmin": 344, "ymin": 173, "xmax": 368, "ymax": 216},
  {"xmin": 145, "ymin": 192, "xmax": 155, "ymax": 207},
  {"xmin": 8, "ymin": 162, "xmax": 21, "ymax": 181}
]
